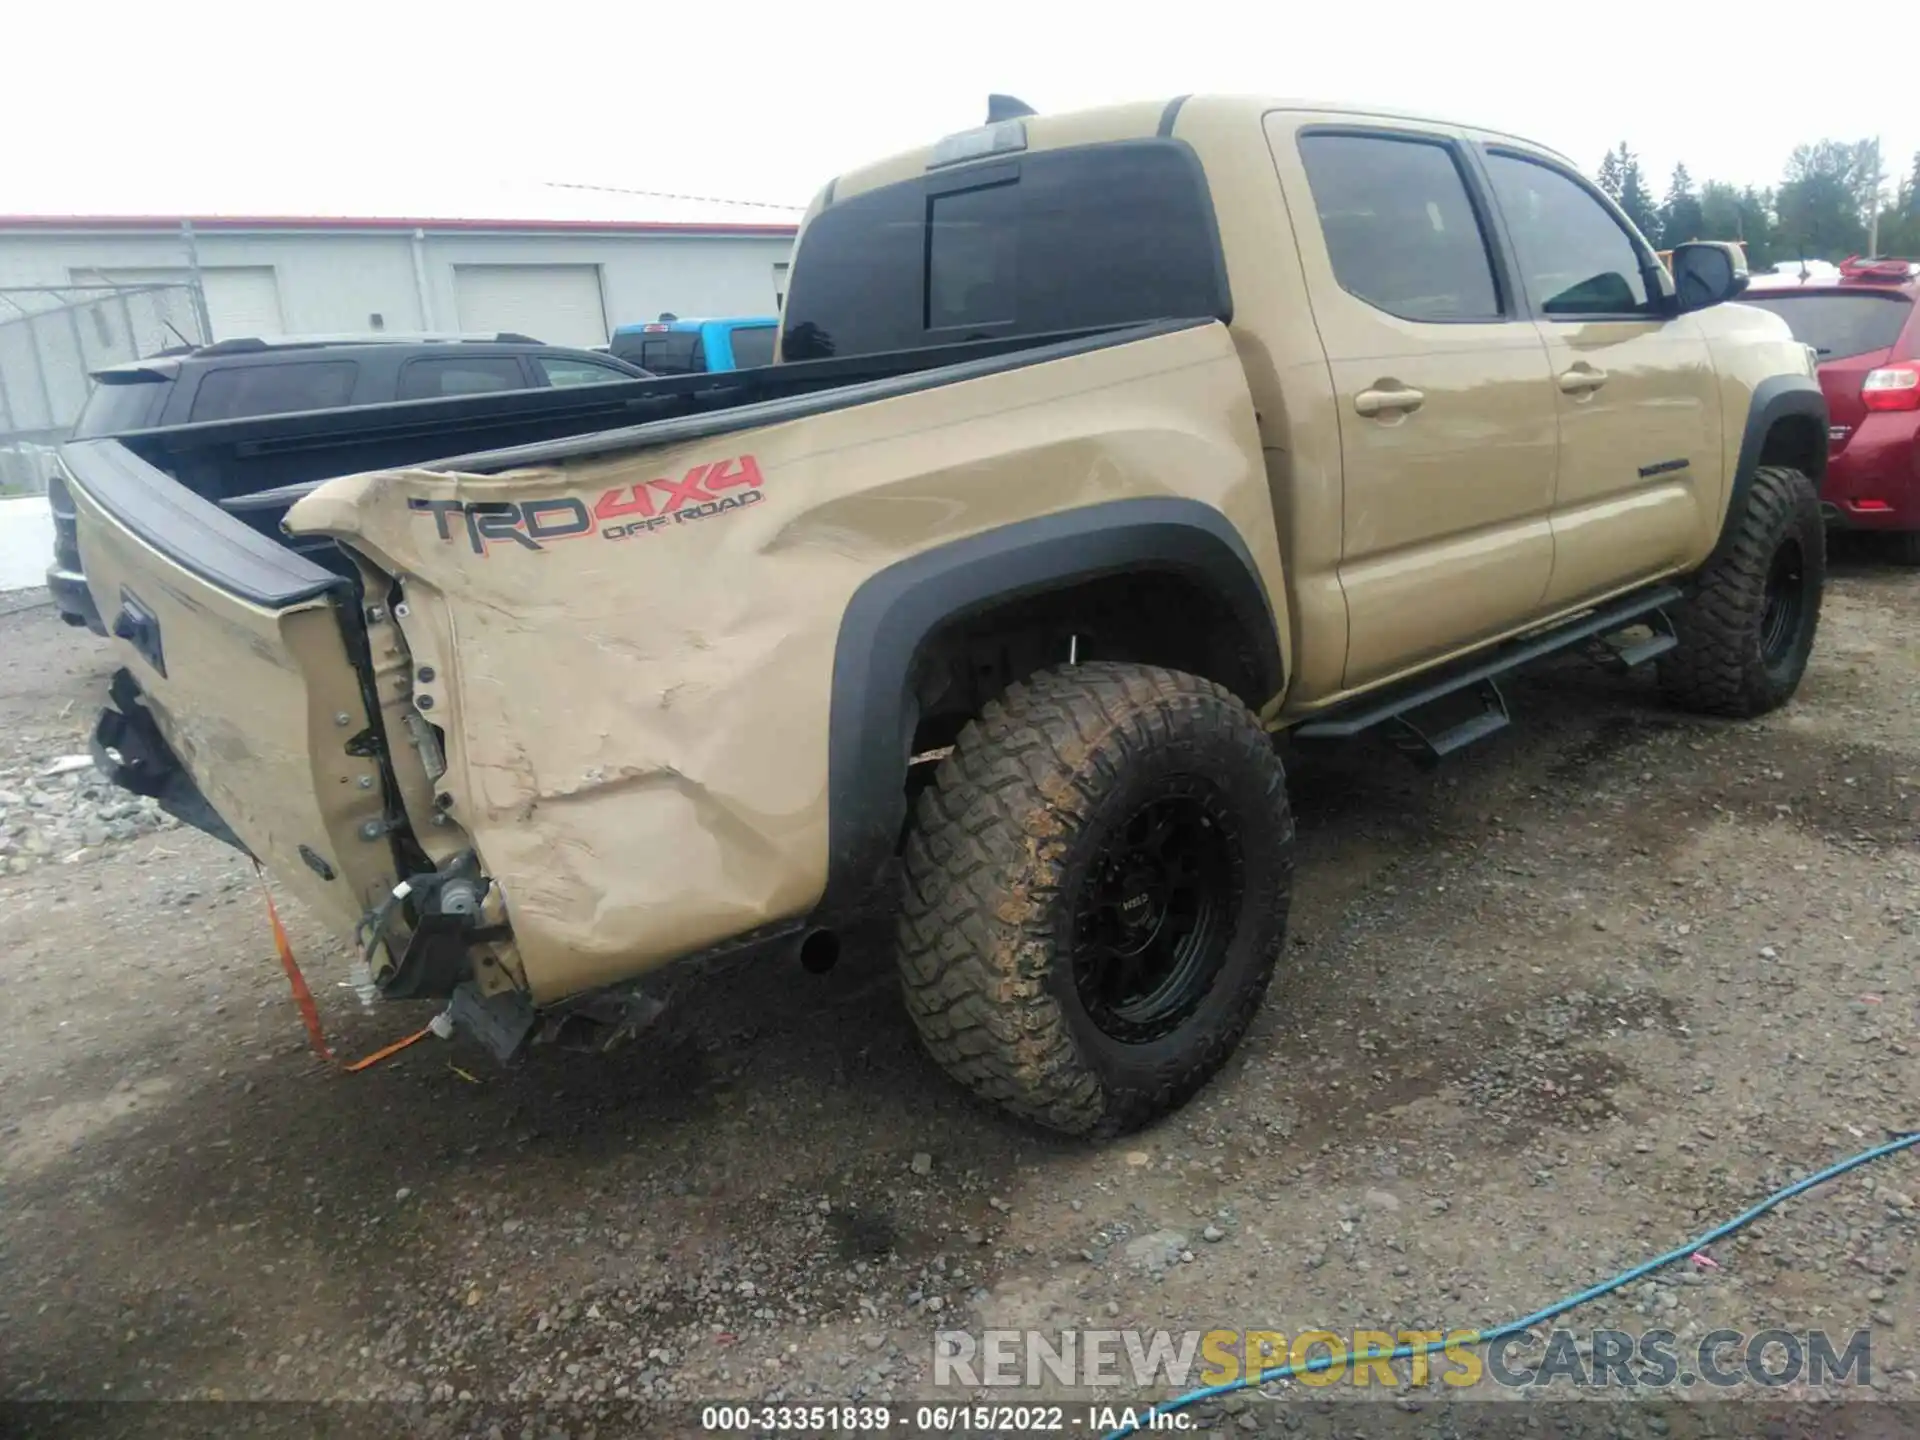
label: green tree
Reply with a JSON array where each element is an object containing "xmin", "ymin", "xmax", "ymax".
[
  {"xmin": 1696, "ymin": 181, "xmax": 1777, "ymax": 271},
  {"xmin": 1872, "ymin": 150, "xmax": 1920, "ymax": 257},
  {"xmin": 1659, "ymin": 163, "xmax": 1705, "ymax": 248},
  {"xmin": 1875, "ymin": 200, "xmax": 1919, "ymax": 259},
  {"xmin": 1698, "ymin": 179, "xmax": 1742, "ymax": 239},
  {"xmin": 1775, "ymin": 139, "xmax": 1874, "ymax": 261},
  {"xmin": 1617, "ymin": 152, "xmax": 1660, "ymax": 241},
  {"xmin": 1594, "ymin": 143, "xmax": 1659, "ymax": 236},
  {"xmin": 1597, "ymin": 145, "xmax": 1625, "ymax": 202},
  {"xmin": 1737, "ymin": 188, "xmax": 1779, "ymax": 271},
  {"xmin": 1873, "ymin": 159, "xmax": 1920, "ymax": 258}
]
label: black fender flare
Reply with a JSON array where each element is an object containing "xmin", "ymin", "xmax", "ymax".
[
  {"xmin": 818, "ymin": 497, "xmax": 1284, "ymax": 918},
  {"xmin": 1705, "ymin": 373, "xmax": 1827, "ymax": 571}
]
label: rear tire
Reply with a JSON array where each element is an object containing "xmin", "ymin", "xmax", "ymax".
[
  {"xmin": 894, "ymin": 663, "xmax": 1293, "ymax": 1136},
  {"xmin": 1659, "ymin": 465, "xmax": 1823, "ymax": 718}
]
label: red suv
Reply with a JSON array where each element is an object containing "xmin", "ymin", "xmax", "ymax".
[{"xmin": 1745, "ymin": 257, "xmax": 1920, "ymax": 561}]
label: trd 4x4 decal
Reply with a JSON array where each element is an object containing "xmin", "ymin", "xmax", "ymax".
[{"xmin": 409, "ymin": 455, "xmax": 766, "ymax": 554}]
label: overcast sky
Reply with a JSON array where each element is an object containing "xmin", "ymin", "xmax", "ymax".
[{"xmin": 6, "ymin": 0, "xmax": 1909, "ymax": 219}]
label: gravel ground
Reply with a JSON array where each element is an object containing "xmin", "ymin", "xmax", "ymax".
[{"xmin": 0, "ymin": 559, "xmax": 1916, "ymax": 1437}]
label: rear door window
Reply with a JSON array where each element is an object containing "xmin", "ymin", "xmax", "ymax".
[
  {"xmin": 780, "ymin": 139, "xmax": 1228, "ymax": 360},
  {"xmin": 1297, "ymin": 133, "xmax": 1502, "ymax": 322},
  {"xmin": 1741, "ymin": 292, "xmax": 1912, "ymax": 360},
  {"xmin": 188, "ymin": 361, "xmax": 359, "ymax": 423},
  {"xmin": 396, "ymin": 356, "xmax": 529, "ymax": 400},
  {"xmin": 727, "ymin": 324, "xmax": 777, "ymax": 369}
]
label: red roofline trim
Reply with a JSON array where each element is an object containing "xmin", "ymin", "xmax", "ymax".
[{"xmin": 0, "ymin": 214, "xmax": 799, "ymax": 237}]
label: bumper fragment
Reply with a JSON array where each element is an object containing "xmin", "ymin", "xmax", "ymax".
[
  {"xmin": 91, "ymin": 667, "xmax": 248, "ymax": 853},
  {"xmin": 46, "ymin": 563, "xmax": 105, "ymax": 632}
]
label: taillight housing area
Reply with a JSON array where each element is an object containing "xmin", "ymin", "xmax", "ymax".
[{"xmin": 1862, "ymin": 365, "xmax": 1920, "ymax": 412}]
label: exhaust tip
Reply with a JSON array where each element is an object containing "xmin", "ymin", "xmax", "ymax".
[{"xmin": 798, "ymin": 927, "xmax": 841, "ymax": 974}]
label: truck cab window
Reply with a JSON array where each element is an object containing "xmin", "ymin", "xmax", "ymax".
[
  {"xmin": 781, "ymin": 140, "xmax": 1228, "ymax": 361},
  {"xmin": 727, "ymin": 325, "xmax": 778, "ymax": 369},
  {"xmin": 1484, "ymin": 152, "xmax": 1653, "ymax": 318},
  {"xmin": 624, "ymin": 334, "xmax": 704, "ymax": 374},
  {"xmin": 1298, "ymin": 134, "xmax": 1501, "ymax": 323}
]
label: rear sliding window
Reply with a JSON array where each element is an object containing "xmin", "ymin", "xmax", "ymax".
[
  {"xmin": 189, "ymin": 361, "xmax": 358, "ymax": 423},
  {"xmin": 1742, "ymin": 292, "xmax": 1911, "ymax": 360},
  {"xmin": 72, "ymin": 375, "xmax": 168, "ymax": 438},
  {"xmin": 781, "ymin": 140, "xmax": 1228, "ymax": 361},
  {"xmin": 612, "ymin": 332, "xmax": 705, "ymax": 373}
]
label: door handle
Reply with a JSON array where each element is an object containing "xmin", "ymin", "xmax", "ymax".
[
  {"xmin": 1354, "ymin": 386, "xmax": 1425, "ymax": 417},
  {"xmin": 1557, "ymin": 366, "xmax": 1608, "ymax": 394}
]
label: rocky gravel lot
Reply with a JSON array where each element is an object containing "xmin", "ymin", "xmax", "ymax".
[{"xmin": 1, "ymin": 561, "xmax": 1917, "ymax": 1438}]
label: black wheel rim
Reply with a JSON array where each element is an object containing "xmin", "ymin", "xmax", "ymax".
[
  {"xmin": 1760, "ymin": 538, "xmax": 1805, "ymax": 665},
  {"xmin": 1070, "ymin": 776, "xmax": 1243, "ymax": 1044}
]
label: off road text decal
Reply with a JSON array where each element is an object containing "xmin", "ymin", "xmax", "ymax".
[{"xmin": 409, "ymin": 455, "xmax": 765, "ymax": 554}]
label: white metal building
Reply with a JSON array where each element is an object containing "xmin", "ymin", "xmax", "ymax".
[{"xmin": 0, "ymin": 211, "xmax": 798, "ymax": 349}]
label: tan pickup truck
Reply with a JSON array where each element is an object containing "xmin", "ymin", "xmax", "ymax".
[{"xmin": 65, "ymin": 94, "xmax": 1828, "ymax": 1136}]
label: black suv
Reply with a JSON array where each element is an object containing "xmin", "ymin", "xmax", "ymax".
[{"xmin": 47, "ymin": 334, "xmax": 648, "ymax": 628}]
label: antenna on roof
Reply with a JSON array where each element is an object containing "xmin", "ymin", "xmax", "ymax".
[{"xmin": 986, "ymin": 94, "xmax": 1037, "ymax": 123}]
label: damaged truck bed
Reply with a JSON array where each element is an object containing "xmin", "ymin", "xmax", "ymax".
[{"xmin": 65, "ymin": 317, "xmax": 1240, "ymax": 1057}]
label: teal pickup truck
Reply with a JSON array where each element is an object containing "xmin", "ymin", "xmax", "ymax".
[{"xmin": 606, "ymin": 315, "xmax": 779, "ymax": 374}]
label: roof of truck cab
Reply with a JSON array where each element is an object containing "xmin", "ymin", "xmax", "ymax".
[
  {"xmin": 609, "ymin": 316, "xmax": 778, "ymax": 335},
  {"xmin": 823, "ymin": 94, "xmax": 1572, "ymax": 202}
]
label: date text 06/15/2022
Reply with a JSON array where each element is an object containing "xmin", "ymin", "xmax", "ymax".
[{"xmin": 698, "ymin": 1402, "xmax": 1191, "ymax": 1433}]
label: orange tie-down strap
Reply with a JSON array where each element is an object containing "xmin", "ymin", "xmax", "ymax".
[{"xmin": 258, "ymin": 869, "xmax": 432, "ymax": 1073}]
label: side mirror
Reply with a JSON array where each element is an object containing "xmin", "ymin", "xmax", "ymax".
[{"xmin": 1669, "ymin": 241, "xmax": 1749, "ymax": 313}]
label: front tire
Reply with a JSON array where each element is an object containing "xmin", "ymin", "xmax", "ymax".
[
  {"xmin": 1659, "ymin": 464, "xmax": 1824, "ymax": 718},
  {"xmin": 894, "ymin": 663, "xmax": 1293, "ymax": 1136}
]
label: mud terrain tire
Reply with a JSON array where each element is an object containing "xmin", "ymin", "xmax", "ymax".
[
  {"xmin": 1659, "ymin": 465, "xmax": 1823, "ymax": 718},
  {"xmin": 894, "ymin": 662, "xmax": 1293, "ymax": 1136}
]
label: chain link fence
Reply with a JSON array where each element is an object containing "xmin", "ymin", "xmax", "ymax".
[{"xmin": 0, "ymin": 283, "xmax": 207, "ymax": 496}]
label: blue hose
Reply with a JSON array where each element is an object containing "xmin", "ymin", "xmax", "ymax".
[{"xmin": 1104, "ymin": 1129, "xmax": 1919, "ymax": 1438}]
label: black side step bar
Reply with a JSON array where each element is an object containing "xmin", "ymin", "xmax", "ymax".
[
  {"xmin": 1294, "ymin": 584, "xmax": 1684, "ymax": 752},
  {"xmin": 1384, "ymin": 678, "xmax": 1512, "ymax": 760},
  {"xmin": 1588, "ymin": 603, "xmax": 1679, "ymax": 672}
]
